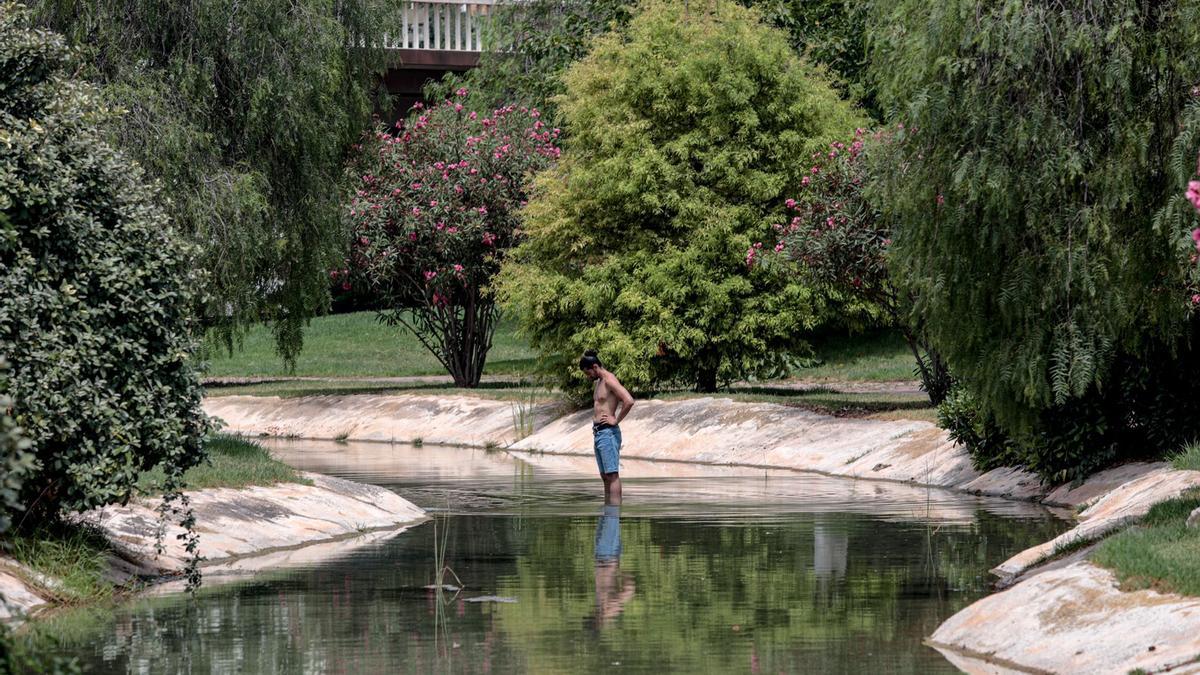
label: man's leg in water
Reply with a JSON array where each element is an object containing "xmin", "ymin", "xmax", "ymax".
[{"xmin": 602, "ymin": 472, "xmax": 622, "ymax": 505}]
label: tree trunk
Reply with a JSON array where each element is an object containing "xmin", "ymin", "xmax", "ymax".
[{"xmin": 901, "ymin": 328, "xmax": 952, "ymax": 405}]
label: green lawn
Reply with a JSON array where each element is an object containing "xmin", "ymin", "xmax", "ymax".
[
  {"xmin": 790, "ymin": 329, "xmax": 918, "ymax": 382},
  {"xmin": 204, "ymin": 311, "xmax": 538, "ymax": 378},
  {"xmin": 137, "ymin": 435, "xmax": 309, "ymax": 492},
  {"xmin": 205, "ymin": 313, "xmax": 917, "ymax": 384},
  {"xmin": 1092, "ymin": 491, "xmax": 1200, "ymax": 596}
]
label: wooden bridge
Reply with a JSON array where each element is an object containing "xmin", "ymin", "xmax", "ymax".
[{"xmin": 382, "ymin": 0, "xmax": 498, "ymax": 119}]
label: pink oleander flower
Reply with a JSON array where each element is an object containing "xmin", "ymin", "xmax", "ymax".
[
  {"xmin": 936, "ymin": 194, "xmax": 945, "ymax": 206},
  {"xmin": 1193, "ymin": 294, "xmax": 1200, "ymax": 305},
  {"xmin": 785, "ymin": 198, "xmax": 796, "ymax": 208},
  {"xmin": 801, "ymin": 177, "xmax": 810, "ymax": 187},
  {"xmin": 424, "ymin": 270, "xmax": 437, "ymax": 281},
  {"xmin": 1189, "ymin": 181, "xmax": 1200, "ymax": 212},
  {"xmin": 453, "ymin": 264, "xmax": 464, "ymax": 273}
]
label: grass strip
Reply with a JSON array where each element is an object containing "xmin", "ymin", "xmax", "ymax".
[
  {"xmin": 137, "ymin": 435, "xmax": 310, "ymax": 493},
  {"xmin": 791, "ymin": 328, "xmax": 920, "ymax": 383},
  {"xmin": 5, "ymin": 522, "xmax": 115, "ymax": 604},
  {"xmin": 1092, "ymin": 490, "xmax": 1200, "ymax": 596},
  {"xmin": 1171, "ymin": 442, "xmax": 1200, "ymax": 471}
]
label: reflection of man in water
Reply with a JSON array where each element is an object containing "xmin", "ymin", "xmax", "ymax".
[
  {"xmin": 579, "ymin": 350, "xmax": 635, "ymax": 505},
  {"xmin": 590, "ymin": 504, "xmax": 635, "ymax": 630}
]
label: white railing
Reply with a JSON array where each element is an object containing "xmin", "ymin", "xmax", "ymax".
[{"xmin": 389, "ymin": 0, "xmax": 497, "ymax": 52}]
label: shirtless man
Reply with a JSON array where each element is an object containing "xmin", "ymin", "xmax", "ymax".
[{"xmin": 579, "ymin": 350, "xmax": 635, "ymax": 504}]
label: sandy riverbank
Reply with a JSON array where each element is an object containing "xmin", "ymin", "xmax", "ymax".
[{"xmin": 0, "ymin": 473, "xmax": 426, "ymax": 622}]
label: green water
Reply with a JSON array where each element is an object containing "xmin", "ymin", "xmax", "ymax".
[{"xmin": 31, "ymin": 441, "xmax": 1068, "ymax": 673}]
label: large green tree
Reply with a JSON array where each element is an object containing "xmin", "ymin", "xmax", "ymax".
[
  {"xmin": 499, "ymin": 0, "xmax": 865, "ymax": 394},
  {"xmin": 0, "ymin": 4, "xmax": 208, "ymax": 524},
  {"xmin": 29, "ymin": 0, "xmax": 396, "ymax": 361},
  {"xmin": 870, "ymin": 0, "xmax": 1200, "ymax": 480}
]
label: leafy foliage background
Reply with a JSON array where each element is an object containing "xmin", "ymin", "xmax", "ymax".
[{"xmin": 28, "ymin": 0, "xmax": 398, "ymax": 362}]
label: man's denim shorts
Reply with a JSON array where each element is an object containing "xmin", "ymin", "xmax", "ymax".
[{"xmin": 592, "ymin": 423, "xmax": 622, "ymax": 475}]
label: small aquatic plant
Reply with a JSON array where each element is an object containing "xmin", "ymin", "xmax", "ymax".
[
  {"xmin": 431, "ymin": 501, "xmax": 462, "ymax": 663},
  {"xmin": 509, "ymin": 385, "xmax": 541, "ymax": 441}
]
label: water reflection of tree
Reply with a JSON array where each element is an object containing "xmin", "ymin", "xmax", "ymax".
[
  {"xmin": 491, "ymin": 513, "xmax": 1066, "ymax": 673},
  {"xmin": 26, "ymin": 511, "xmax": 1066, "ymax": 674}
]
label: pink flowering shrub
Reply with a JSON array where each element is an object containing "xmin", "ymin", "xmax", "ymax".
[
  {"xmin": 755, "ymin": 129, "xmax": 889, "ymax": 300},
  {"xmin": 346, "ymin": 91, "xmax": 560, "ymax": 386},
  {"xmin": 1190, "ymin": 159, "xmax": 1200, "ymax": 250},
  {"xmin": 752, "ymin": 128, "xmax": 951, "ymax": 404}
]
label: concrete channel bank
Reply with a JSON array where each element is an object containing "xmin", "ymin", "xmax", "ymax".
[
  {"xmin": 1, "ymin": 472, "xmax": 426, "ymax": 622},
  {"xmin": 207, "ymin": 392, "xmax": 1200, "ymax": 673}
]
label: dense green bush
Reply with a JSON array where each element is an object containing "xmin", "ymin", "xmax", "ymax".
[
  {"xmin": 871, "ymin": 0, "xmax": 1200, "ymax": 480},
  {"xmin": 0, "ymin": 5, "xmax": 209, "ymax": 523},
  {"xmin": 499, "ymin": 0, "xmax": 865, "ymax": 395},
  {"xmin": 0, "ymin": 356, "xmax": 34, "ymax": 535},
  {"xmin": 29, "ymin": 0, "xmax": 397, "ymax": 362}
]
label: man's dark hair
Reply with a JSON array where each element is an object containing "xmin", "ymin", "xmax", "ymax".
[{"xmin": 579, "ymin": 349, "xmax": 601, "ymax": 369}]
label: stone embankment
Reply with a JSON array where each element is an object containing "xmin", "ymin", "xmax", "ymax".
[
  {"xmin": 207, "ymin": 392, "xmax": 1200, "ymax": 673},
  {"xmin": 0, "ymin": 473, "xmax": 425, "ymax": 622}
]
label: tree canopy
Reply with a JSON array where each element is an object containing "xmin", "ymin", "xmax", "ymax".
[
  {"xmin": 869, "ymin": 0, "xmax": 1200, "ymax": 480},
  {"xmin": 29, "ymin": 0, "xmax": 397, "ymax": 361},
  {"xmin": 499, "ymin": 0, "xmax": 866, "ymax": 394}
]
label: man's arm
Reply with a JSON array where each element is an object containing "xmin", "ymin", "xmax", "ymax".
[{"xmin": 604, "ymin": 372, "xmax": 635, "ymax": 424}]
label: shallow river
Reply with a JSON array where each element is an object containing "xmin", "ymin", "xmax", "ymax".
[{"xmin": 43, "ymin": 440, "xmax": 1068, "ymax": 673}]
